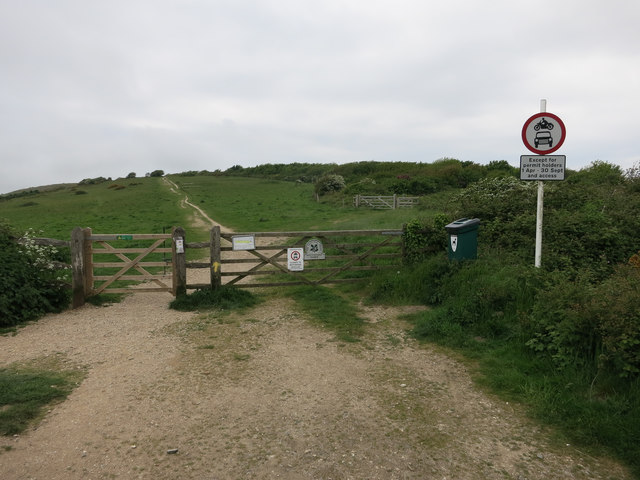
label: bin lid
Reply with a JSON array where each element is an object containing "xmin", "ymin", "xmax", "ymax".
[{"xmin": 445, "ymin": 218, "xmax": 481, "ymax": 233}]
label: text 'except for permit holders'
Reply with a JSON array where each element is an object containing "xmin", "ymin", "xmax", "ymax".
[{"xmin": 520, "ymin": 155, "xmax": 566, "ymax": 181}]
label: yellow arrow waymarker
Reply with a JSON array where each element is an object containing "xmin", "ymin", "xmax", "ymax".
[{"xmin": 212, "ymin": 261, "xmax": 220, "ymax": 272}]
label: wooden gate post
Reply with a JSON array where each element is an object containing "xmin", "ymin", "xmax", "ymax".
[
  {"xmin": 172, "ymin": 227, "xmax": 187, "ymax": 296},
  {"xmin": 70, "ymin": 227, "xmax": 86, "ymax": 308},
  {"xmin": 401, "ymin": 223, "xmax": 407, "ymax": 263},
  {"xmin": 210, "ymin": 226, "xmax": 222, "ymax": 290},
  {"xmin": 83, "ymin": 228, "xmax": 93, "ymax": 296}
]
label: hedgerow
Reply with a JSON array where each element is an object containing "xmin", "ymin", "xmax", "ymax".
[{"xmin": 0, "ymin": 222, "xmax": 69, "ymax": 327}]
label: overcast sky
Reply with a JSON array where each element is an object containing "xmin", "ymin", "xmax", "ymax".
[{"xmin": 1, "ymin": 0, "xmax": 639, "ymax": 193}]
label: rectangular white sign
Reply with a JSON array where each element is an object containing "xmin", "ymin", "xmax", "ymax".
[
  {"xmin": 232, "ymin": 235, "xmax": 255, "ymax": 251},
  {"xmin": 287, "ymin": 248, "xmax": 304, "ymax": 271},
  {"xmin": 175, "ymin": 238, "xmax": 184, "ymax": 254},
  {"xmin": 520, "ymin": 155, "xmax": 566, "ymax": 181}
]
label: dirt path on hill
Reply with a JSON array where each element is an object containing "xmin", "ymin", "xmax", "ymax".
[
  {"xmin": 163, "ymin": 177, "xmax": 230, "ymax": 233},
  {"xmin": 0, "ymin": 288, "xmax": 633, "ymax": 480}
]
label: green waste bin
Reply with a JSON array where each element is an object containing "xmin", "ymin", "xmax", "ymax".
[{"xmin": 445, "ymin": 218, "xmax": 480, "ymax": 260}]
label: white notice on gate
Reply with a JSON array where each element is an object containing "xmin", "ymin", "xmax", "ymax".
[
  {"xmin": 288, "ymin": 248, "xmax": 304, "ymax": 271},
  {"xmin": 232, "ymin": 235, "xmax": 255, "ymax": 251}
]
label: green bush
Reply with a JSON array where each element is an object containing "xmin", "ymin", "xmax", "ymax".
[
  {"xmin": 450, "ymin": 167, "xmax": 640, "ymax": 279},
  {"xmin": 314, "ymin": 174, "xmax": 346, "ymax": 196},
  {"xmin": 567, "ymin": 160, "xmax": 624, "ymax": 186},
  {"xmin": 0, "ymin": 223, "xmax": 70, "ymax": 327},
  {"xmin": 591, "ymin": 266, "xmax": 640, "ymax": 377},
  {"xmin": 343, "ymin": 177, "xmax": 380, "ymax": 195},
  {"xmin": 417, "ymin": 260, "xmax": 542, "ymax": 340},
  {"xmin": 78, "ymin": 176, "xmax": 110, "ymax": 185},
  {"xmin": 526, "ymin": 272, "xmax": 601, "ymax": 369},
  {"xmin": 368, "ymin": 254, "xmax": 453, "ymax": 306},
  {"xmin": 402, "ymin": 215, "xmax": 449, "ymax": 265},
  {"xmin": 390, "ymin": 177, "xmax": 439, "ymax": 195}
]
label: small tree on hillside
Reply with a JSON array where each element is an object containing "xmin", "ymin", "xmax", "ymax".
[{"xmin": 314, "ymin": 174, "xmax": 346, "ymax": 197}]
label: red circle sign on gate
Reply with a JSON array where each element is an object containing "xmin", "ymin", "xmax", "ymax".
[{"xmin": 522, "ymin": 112, "xmax": 566, "ymax": 154}]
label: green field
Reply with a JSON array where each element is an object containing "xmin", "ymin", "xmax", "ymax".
[
  {"xmin": 169, "ymin": 175, "xmax": 439, "ymax": 232},
  {"xmin": 0, "ymin": 178, "xmax": 189, "ymax": 240},
  {"xmin": 0, "ymin": 175, "xmax": 441, "ymax": 240}
]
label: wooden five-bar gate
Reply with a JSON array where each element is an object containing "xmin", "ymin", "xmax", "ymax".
[
  {"xmin": 62, "ymin": 225, "xmax": 406, "ymax": 307},
  {"xmin": 178, "ymin": 226, "xmax": 404, "ymax": 293},
  {"xmin": 353, "ymin": 195, "xmax": 419, "ymax": 209},
  {"xmin": 70, "ymin": 227, "xmax": 175, "ymax": 307}
]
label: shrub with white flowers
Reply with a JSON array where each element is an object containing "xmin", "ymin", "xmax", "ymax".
[
  {"xmin": 1, "ymin": 223, "xmax": 70, "ymax": 327},
  {"xmin": 19, "ymin": 229, "xmax": 59, "ymax": 271}
]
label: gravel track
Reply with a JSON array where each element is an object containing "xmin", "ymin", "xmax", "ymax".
[{"xmin": 0, "ymin": 291, "xmax": 632, "ymax": 480}]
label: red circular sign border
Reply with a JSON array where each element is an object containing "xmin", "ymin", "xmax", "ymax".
[{"xmin": 521, "ymin": 112, "xmax": 566, "ymax": 154}]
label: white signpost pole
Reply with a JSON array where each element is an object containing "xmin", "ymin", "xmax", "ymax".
[
  {"xmin": 522, "ymin": 100, "xmax": 565, "ymax": 268},
  {"xmin": 535, "ymin": 99, "xmax": 546, "ymax": 268}
]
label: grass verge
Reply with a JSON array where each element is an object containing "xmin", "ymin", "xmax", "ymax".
[
  {"xmin": 85, "ymin": 293, "xmax": 127, "ymax": 307},
  {"xmin": 284, "ymin": 285, "xmax": 365, "ymax": 342},
  {"xmin": 0, "ymin": 356, "xmax": 86, "ymax": 435},
  {"xmin": 366, "ymin": 255, "xmax": 640, "ymax": 477},
  {"xmin": 407, "ymin": 314, "xmax": 640, "ymax": 478}
]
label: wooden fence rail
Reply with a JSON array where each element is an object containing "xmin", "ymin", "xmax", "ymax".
[{"xmin": 25, "ymin": 224, "xmax": 409, "ymax": 308}]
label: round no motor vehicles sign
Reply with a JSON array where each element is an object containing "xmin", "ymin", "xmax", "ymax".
[{"xmin": 522, "ymin": 112, "xmax": 566, "ymax": 154}]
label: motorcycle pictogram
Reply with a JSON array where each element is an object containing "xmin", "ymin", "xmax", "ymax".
[{"xmin": 533, "ymin": 118, "xmax": 555, "ymax": 131}]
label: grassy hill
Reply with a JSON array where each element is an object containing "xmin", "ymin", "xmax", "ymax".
[
  {"xmin": 0, "ymin": 170, "xmax": 452, "ymax": 239},
  {"xmin": 0, "ymin": 178, "xmax": 189, "ymax": 239},
  {"xmin": 168, "ymin": 175, "xmax": 446, "ymax": 232}
]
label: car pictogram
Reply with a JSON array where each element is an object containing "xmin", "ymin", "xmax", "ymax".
[{"xmin": 534, "ymin": 131, "xmax": 553, "ymax": 148}]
